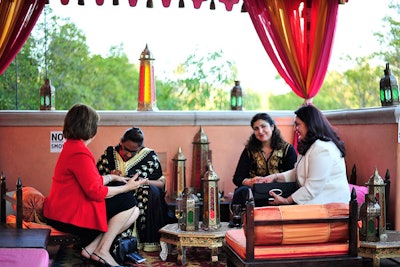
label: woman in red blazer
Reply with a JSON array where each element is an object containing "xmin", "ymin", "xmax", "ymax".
[{"xmin": 44, "ymin": 103, "xmax": 145, "ymax": 267}]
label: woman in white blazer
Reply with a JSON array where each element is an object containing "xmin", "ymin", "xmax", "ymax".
[{"xmin": 266, "ymin": 105, "xmax": 350, "ymax": 205}]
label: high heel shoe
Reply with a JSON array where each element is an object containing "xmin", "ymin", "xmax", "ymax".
[
  {"xmin": 79, "ymin": 247, "xmax": 92, "ymax": 266},
  {"xmin": 91, "ymin": 252, "xmax": 126, "ymax": 267}
]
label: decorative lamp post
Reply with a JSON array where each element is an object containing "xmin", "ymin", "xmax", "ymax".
[
  {"xmin": 40, "ymin": 79, "xmax": 55, "ymax": 110},
  {"xmin": 191, "ymin": 126, "xmax": 210, "ymax": 195},
  {"xmin": 380, "ymin": 63, "xmax": 399, "ymax": 106},
  {"xmin": 137, "ymin": 44, "xmax": 158, "ymax": 111},
  {"xmin": 201, "ymin": 161, "xmax": 221, "ymax": 231},
  {"xmin": 365, "ymin": 168, "xmax": 387, "ymax": 239},
  {"xmin": 359, "ymin": 194, "xmax": 381, "ymax": 242},
  {"xmin": 230, "ymin": 80, "xmax": 243, "ymax": 110},
  {"xmin": 172, "ymin": 147, "xmax": 186, "ymax": 199}
]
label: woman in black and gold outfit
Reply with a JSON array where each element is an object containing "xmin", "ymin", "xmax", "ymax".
[
  {"xmin": 97, "ymin": 127, "xmax": 168, "ymax": 253},
  {"xmin": 231, "ymin": 113, "xmax": 297, "ymax": 208}
]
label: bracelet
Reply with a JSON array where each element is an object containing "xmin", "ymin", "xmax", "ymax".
[
  {"xmin": 106, "ymin": 174, "xmax": 112, "ymax": 184},
  {"xmin": 274, "ymin": 173, "xmax": 278, "ymax": 181},
  {"xmin": 284, "ymin": 198, "xmax": 290, "ymax": 205}
]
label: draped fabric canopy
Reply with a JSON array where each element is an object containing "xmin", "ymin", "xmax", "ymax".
[
  {"xmin": 0, "ymin": 0, "xmax": 46, "ymax": 75},
  {"xmin": 0, "ymin": 0, "xmax": 347, "ymax": 102},
  {"xmin": 244, "ymin": 0, "xmax": 345, "ymax": 102}
]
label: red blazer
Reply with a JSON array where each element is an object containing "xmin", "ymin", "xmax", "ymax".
[{"xmin": 44, "ymin": 139, "xmax": 108, "ymax": 232}]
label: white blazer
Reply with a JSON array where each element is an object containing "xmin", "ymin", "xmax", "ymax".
[{"xmin": 282, "ymin": 140, "xmax": 350, "ymax": 204}]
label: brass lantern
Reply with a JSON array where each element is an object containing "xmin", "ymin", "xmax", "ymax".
[
  {"xmin": 40, "ymin": 78, "xmax": 55, "ymax": 110},
  {"xmin": 365, "ymin": 168, "xmax": 386, "ymax": 238},
  {"xmin": 172, "ymin": 147, "xmax": 186, "ymax": 199},
  {"xmin": 201, "ymin": 161, "xmax": 221, "ymax": 231},
  {"xmin": 380, "ymin": 63, "xmax": 399, "ymax": 106},
  {"xmin": 359, "ymin": 194, "xmax": 381, "ymax": 242},
  {"xmin": 180, "ymin": 187, "xmax": 200, "ymax": 231},
  {"xmin": 230, "ymin": 80, "xmax": 243, "ymax": 110},
  {"xmin": 191, "ymin": 126, "xmax": 210, "ymax": 195}
]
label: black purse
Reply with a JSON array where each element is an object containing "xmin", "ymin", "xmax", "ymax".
[
  {"xmin": 253, "ymin": 182, "xmax": 298, "ymax": 206},
  {"xmin": 110, "ymin": 229, "xmax": 138, "ymax": 265}
]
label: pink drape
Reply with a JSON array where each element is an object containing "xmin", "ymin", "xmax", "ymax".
[
  {"xmin": 244, "ymin": 0, "xmax": 340, "ymax": 101},
  {"xmin": 0, "ymin": 0, "xmax": 46, "ymax": 75}
]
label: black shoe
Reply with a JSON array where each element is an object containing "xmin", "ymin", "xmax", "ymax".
[{"xmin": 91, "ymin": 252, "xmax": 126, "ymax": 267}]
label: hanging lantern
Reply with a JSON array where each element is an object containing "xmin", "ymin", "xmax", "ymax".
[
  {"xmin": 379, "ymin": 63, "xmax": 399, "ymax": 106},
  {"xmin": 365, "ymin": 168, "xmax": 387, "ymax": 239},
  {"xmin": 40, "ymin": 79, "xmax": 55, "ymax": 110},
  {"xmin": 201, "ymin": 161, "xmax": 221, "ymax": 231},
  {"xmin": 230, "ymin": 81, "xmax": 243, "ymax": 110},
  {"xmin": 137, "ymin": 44, "xmax": 158, "ymax": 111},
  {"xmin": 191, "ymin": 126, "xmax": 210, "ymax": 195},
  {"xmin": 172, "ymin": 147, "xmax": 186, "ymax": 199},
  {"xmin": 359, "ymin": 194, "xmax": 381, "ymax": 242},
  {"xmin": 180, "ymin": 187, "xmax": 200, "ymax": 231}
]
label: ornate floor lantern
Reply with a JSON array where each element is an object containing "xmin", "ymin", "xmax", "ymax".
[
  {"xmin": 137, "ymin": 44, "xmax": 158, "ymax": 111},
  {"xmin": 191, "ymin": 126, "xmax": 210, "ymax": 195},
  {"xmin": 365, "ymin": 168, "xmax": 387, "ymax": 239},
  {"xmin": 380, "ymin": 63, "xmax": 399, "ymax": 106},
  {"xmin": 172, "ymin": 147, "xmax": 186, "ymax": 199},
  {"xmin": 201, "ymin": 161, "xmax": 221, "ymax": 231},
  {"xmin": 359, "ymin": 194, "xmax": 381, "ymax": 242},
  {"xmin": 180, "ymin": 187, "xmax": 200, "ymax": 231}
]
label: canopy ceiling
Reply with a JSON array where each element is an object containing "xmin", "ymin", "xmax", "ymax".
[{"xmin": 50, "ymin": 0, "xmax": 246, "ymax": 12}]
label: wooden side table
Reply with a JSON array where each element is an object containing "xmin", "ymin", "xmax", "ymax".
[
  {"xmin": 159, "ymin": 222, "xmax": 229, "ymax": 265},
  {"xmin": 359, "ymin": 231, "xmax": 400, "ymax": 267}
]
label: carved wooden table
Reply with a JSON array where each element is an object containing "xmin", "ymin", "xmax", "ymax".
[
  {"xmin": 359, "ymin": 231, "xmax": 400, "ymax": 267},
  {"xmin": 159, "ymin": 222, "xmax": 228, "ymax": 265}
]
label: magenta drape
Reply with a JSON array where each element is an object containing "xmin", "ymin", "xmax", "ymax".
[
  {"xmin": 0, "ymin": 0, "xmax": 46, "ymax": 75},
  {"xmin": 244, "ymin": 0, "xmax": 340, "ymax": 101}
]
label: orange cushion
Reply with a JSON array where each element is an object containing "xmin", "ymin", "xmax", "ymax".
[
  {"xmin": 13, "ymin": 187, "xmax": 45, "ymax": 223},
  {"xmin": 225, "ymin": 229, "xmax": 349, "ymax": 260},
  {"xmin": 244, "ymin": 203, "xmax": 349, "ymax": 245}
]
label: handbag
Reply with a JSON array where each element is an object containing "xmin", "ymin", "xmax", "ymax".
[
  {"xmin": 252, "ymin": 182, "xmax": 298, "ymax": 206},
  {"xmin": 110, "ymin": 229, "xmax": 138, "ymax": 265}
]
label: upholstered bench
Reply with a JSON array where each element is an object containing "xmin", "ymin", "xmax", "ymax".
[{"xmin": 223, "ymin": 189, "xmax": 362, "ymax": 267}]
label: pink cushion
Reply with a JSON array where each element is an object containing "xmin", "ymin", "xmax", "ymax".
[
  {"xmin": 349, "ymin": 184, "xmax": 368, "ymax": 205},
  {"xmin": 0, "ymin": 248, "xmax": 49, "ymax": 267}
]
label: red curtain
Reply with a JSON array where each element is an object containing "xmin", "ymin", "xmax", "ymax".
[
  {"xmin": 244, "ymin": 0, "xmax": 340, "ymax": 102},
  {"xmin": 0, "ymin": 0, "xmax": 46, "ymax": 75}
]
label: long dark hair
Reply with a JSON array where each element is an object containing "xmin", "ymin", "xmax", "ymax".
[
  {"xmin": 246, "ymin": 113, "xmax": 287, "ymax": 152},
  {"xmin": 295, "ymin": 105, "xmax": 345, "ymax": 157}
]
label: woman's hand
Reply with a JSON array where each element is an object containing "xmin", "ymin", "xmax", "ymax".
[
  {"xmin": 110, "ymin": 169, "xmax": 122, "ymax": 176},
  {"xmin": 268, "ymin": 191, "xmax": 292, "ymax": 205},
  {"xmin": 125, "ymin": 174, "xmax": 141, "ymax": 190},
  {"xmin": 258, "ymin": 175, "xmax": 275, "ymax": 184}
]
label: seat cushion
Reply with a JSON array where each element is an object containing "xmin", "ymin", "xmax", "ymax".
[
  {"xmin": 0, "ymin": 248, "xmax": 49, "ymax": 267},
  {"xmin": 244, "ymin": 203, "xmax": 349, "ymax": 245},
  {"xmin": 225, "ymin": 229, "xmax": 350, "ymax": 260}
]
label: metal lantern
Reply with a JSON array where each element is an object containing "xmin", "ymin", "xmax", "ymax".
[
  {"xmin": 230, "ymin": 80, "xmax": 243, "ymax": 110},
  {"xmin": 172, "ymin": 147, "xmax": 186, "ymax": 199},
  {"xmin": 39, "ymin": 79, "xmax": 55, "ymax": 110},
  {"xmin": 359, "ymin": 194, "xmax": 381, "ymax": 242},
  {"xmin": 201, "ymin": 161, "xmax": 221, "ymax": 231},
  {"xmin": 137, "ymin": 44, "xmax": 158, "ymax": 111},
  {"xmin": 365, "ymin": 168, "xmax": 386, "ymax": 238},
  {"xmin": 191, "ymin": 126, "xmax": 210, "ymax": 195},
  {"xmin": 380, "ymin": 63, "xmax": 399, "ymax": 106},
  {"xmin": 180, "ymin": 187, "xmax": 200, "ymax": 231}
]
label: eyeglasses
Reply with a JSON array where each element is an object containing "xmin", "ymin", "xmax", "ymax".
[{"xmin": 121, "ymin": 144, "xmax": 141, "ymax": 154}]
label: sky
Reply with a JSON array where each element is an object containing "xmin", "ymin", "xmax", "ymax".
[{"xmin": 47, "ymin": 0, "xmax": 394, "ymax": 95}]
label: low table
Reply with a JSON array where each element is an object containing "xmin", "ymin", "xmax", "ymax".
[
  {"xmin": 159, "ymin": 222, "xmax": 229, "ymax": 265},
  {"xmin": 359, "ymin": 231, "xmax": 400, "ymax": 267},
  {"xmin": 0, "ymin": 228, "xmax": 50, "ymax": 248}
]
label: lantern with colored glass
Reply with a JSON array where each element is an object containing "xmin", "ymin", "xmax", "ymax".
[
  {"xmin": 365, "ymin": 168, "xmax": 387, "ymax": 239},
  {"xmin": 191, "ymin": 126, "xmax": 210, "ymax": 195},
  {"xmin": 137, "ymin": 44, "xmax": 158, "ymax": 111},
  {"xmin": 201, "ymin": 161, "xmax": 221, "ymax": 231},
  {"xmin": 380, "ymin": 63, "xmax": 399, "ymax": 106},
  {"xmin": 172, "ymin": 147, "xmax": 186, "ymax": 199},
  {"xmin": 230, "ymin": 81, "xmax": 243, "ymax": 110},
  {"xmin": 359, "ymin": 194, "xmax": 381, "ymax": 242},
  {"xmin": 180, "ymin": 187, "xmax": 200, "ymax": 231},
  {"xmin": 40, "ymin": 79, "xmax": 55, "ymax": 110}
]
